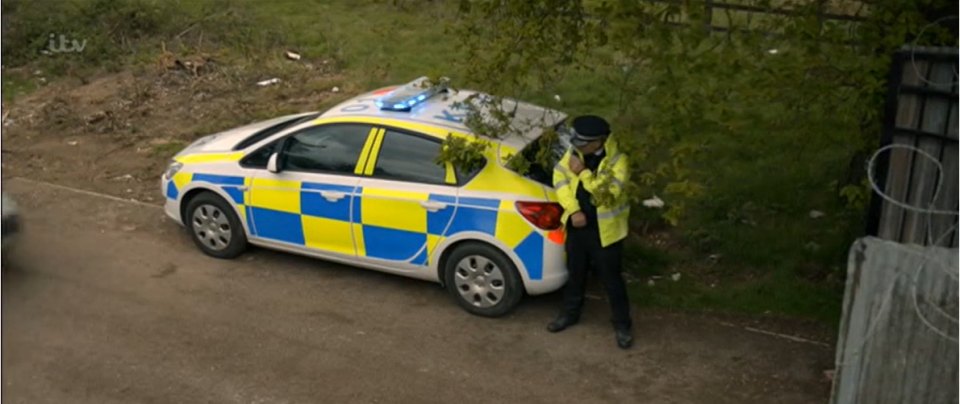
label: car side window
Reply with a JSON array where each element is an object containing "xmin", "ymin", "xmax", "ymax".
[
  {"xmin": 372, "ymin": 129, "xmax": 448, "ymax": 185},
  {"xmin": 282, "ymin": 124, "xmax": 372, "ymax": 174},
  {"xmin": 240, "ymin": 141, "xmax": 279, "ymax": 168}
]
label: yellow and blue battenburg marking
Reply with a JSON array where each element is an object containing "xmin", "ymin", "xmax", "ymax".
[
  {"xmin": 193, "ymin": 174, "xmax": 245, "ymax": 203},
  {"xmin": 167, "ymin": 172, "xmax": 251, "ymax": 222},
  {"xmin": 168, "ymin": 172, "xmax": 549, "ymax": 280}
]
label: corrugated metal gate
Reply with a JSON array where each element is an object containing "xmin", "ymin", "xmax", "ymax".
[{"xmin": 831, "ymin": 238, "xmax": 958, "ymax": 404}]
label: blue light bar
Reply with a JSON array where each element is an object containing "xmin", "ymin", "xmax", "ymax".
[{"xmin": 377, "ymin": 76, "xmax": 445, "ymax": 112}]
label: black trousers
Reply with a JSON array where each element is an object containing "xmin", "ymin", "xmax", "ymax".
[{"xmin": 561, "ymin": 224, "xmax": 632, "ymax": 330}]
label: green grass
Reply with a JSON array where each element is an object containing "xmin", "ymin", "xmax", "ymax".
[
  {"xmin": 629, "ymin": 267, "xmax": 842, "ymax": 325},
  {"xmin": 621, "ymin": 232, "xmax": 843, "ymax": 325},
  {"xmin": 151, "ymin": 141, "xmax": 188, "ymax": 159},
  {"xmin": 313, "ymin": 2, "xmax": 456, "ymax": 84},
  {"xmin": 624, "ymin": 241, "xmax": 675, "ymax": 277},
  {"xmin": 1, "ymin": 71, "xmax": 39, "ymax": 102}
]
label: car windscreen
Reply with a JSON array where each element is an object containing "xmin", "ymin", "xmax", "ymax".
[{"xmin": 232, "ymin": 113, "xmax": 321, "ymax": 151}]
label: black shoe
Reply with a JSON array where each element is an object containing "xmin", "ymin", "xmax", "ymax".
[
  {"xmin": 615, "ymin": 328, "xmax": 633, "ymax": 349},
  {"xmin": 546, "ymin": 315, "xmax": 579, "ymax": 333}
]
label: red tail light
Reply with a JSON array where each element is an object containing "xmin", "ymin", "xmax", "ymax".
[{"xmin": 515, "ymin": 201, "xmax": 564, "ymax": 231}]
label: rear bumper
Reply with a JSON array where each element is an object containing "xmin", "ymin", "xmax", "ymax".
[
  {"xmin": 524, "ymin": 235, "xmax": 568, "ymax": 295},
  {"xmin": 525, "ymin": 268, "xmax": 567, "ymax": 295}
]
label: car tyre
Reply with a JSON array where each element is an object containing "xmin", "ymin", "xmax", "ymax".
[
  {"xmin": 185, "ymin": 192, "xmax": 247, "ymax": 259},
  {"xmin": 444, "ymin": 242, "xmax": 523, "ymax": 317}
]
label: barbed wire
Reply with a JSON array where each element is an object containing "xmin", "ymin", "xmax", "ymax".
[
  {"xmin": 924, "ymin": 211, "xmax": 959, "ymax": 281},
  {"xmin": 911, "ymin": 253, "xmax": 958, "ymax": 342},
  {"xmin": 866, "ymin": 144, "xmax": 958, "ymax": 217},
  {"xmin": 908, "ymin": 15, "xmax": 959, "ymax": 88},
  {"xmin": 870, "ymin": 144, "xmax": 958, "ymax": 331}
]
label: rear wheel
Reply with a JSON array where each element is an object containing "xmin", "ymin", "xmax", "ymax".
[
  {"xmin": 444, "ymin": 243, "xmax": 523, "ymax": 317},
  {"xmin": 185, "ymin": 192, "xmax": 247, "ymax": 259}
]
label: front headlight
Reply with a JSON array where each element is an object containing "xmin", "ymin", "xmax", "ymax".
[{"xmin": 163, "ymin": 161, "xmax": 183, "ymax": 180}]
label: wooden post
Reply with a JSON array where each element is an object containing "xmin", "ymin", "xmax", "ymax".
[
  {"xmin": 816, "ymin": 0, "xmax": 827, "ymax": 32},
  {"xmin": 703, "ymin": 0, "xmax": 714, "ymax": 33}
]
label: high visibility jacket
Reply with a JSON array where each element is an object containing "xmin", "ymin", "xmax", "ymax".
[{"xmin": 553, "ymin": 136, "xmax": 630, "ymax": 248}]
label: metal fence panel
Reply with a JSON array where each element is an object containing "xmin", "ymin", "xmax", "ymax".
[
  {"xmin": 831, "ymin": 237, "xmax": 958, "ymax": 404},
  {"xmin": 867, "ymin": 46, "xmax": 959, "ymax": 247}
]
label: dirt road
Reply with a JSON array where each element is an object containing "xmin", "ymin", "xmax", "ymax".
[{"xmin": 1, "ymin": 178, "xmax": 832, "ymax": 403}]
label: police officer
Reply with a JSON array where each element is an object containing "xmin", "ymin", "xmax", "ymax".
[{"xmin": 547, "ymin": 115, "xmax": 633, "ymax": 349}]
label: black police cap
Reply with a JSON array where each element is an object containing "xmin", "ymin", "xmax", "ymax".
[{"xmin": 570, "ymin": 115, "xmax": 611, "ymax": 145}]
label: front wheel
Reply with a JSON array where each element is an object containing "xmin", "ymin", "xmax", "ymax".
[
  {"xmin": 444, "ymin": 243, "xmax": 524, "ymax": 317},
  {"xmin": 185, "ymin": 192, "xmax": 247, "ymax": 259}
]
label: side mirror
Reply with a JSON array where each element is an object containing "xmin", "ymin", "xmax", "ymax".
[{"xmin": 267, "ymin": 152, "xmax": 281, "ymax": 173}]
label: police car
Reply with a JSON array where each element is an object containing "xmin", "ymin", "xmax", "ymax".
[{"xmin": 162, "ymin": 77, "xmax": 571, "ymax": 316}]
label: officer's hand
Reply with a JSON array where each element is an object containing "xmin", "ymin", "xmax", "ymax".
[
  {"xmin": 571, "ymin": 211, "xmax": 587, "ymax": 228},
  {"xmin": 569, "ymin": 155, "xmax": 585, "ymax": 175}
]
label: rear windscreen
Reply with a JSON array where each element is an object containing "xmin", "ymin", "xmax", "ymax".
[{"xmin": 512, "ymin": 122, "xmax": 571, "ymax": 187}]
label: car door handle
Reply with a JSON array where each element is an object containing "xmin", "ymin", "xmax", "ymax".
[
  {"xmin": 320, "ymin": 191, "xmax": 346, "ymax": 202},
  {"xmin": 420, "ymin": 201, "xmax": 447, "ymax": 212}
]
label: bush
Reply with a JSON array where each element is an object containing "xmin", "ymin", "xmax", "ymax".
[
  {"xmin": 2, "ymin": 0, "xmax": 184, "ymax": 67},
  {"xmin": 450, "ymin": 0, "xmax": 956, "ymax": 279},
  {"xmin": 0, "ymin": 0, "xmax": 292, "ymax": 73}
]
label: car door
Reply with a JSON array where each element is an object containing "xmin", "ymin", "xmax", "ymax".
[
  {"xmin": 245, "ymin": 123, "xmax": 376, "ymax": 257},
  {"xmin": 355, "ymin": 127, "xmax": 458, "ymax": 267}
]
